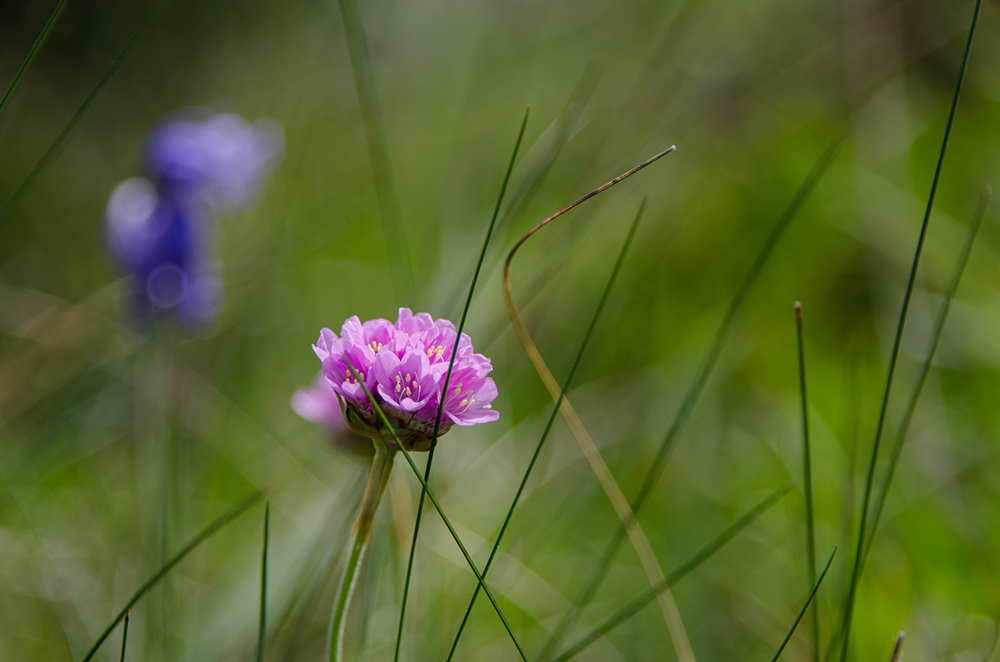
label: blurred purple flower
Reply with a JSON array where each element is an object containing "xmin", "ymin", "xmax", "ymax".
[
  {"xmin": 145, "ymin": 112, "xmax": 283, "ymax": 208},
  {"xmin": 308, "ymin": 308, "xmax": 499, "ymax": 451},
  {"xmin": 105, "ymin": 110, "xmax": 283, "ymax": 325}
]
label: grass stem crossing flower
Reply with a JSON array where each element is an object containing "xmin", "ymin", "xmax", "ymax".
[{"xmin": 313, "ymin": 308, "xmax": 498, "ymax": 450}]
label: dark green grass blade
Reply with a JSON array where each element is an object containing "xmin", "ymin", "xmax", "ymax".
[
  {"xmin": 496, "ymin": 65, "xmax": 599, "ymax": 235},
  {"xmin": 335, "ymin": 0, "xmax": 415, "ymax": 304},
  {"xmin": 392, "ymin": 110, "xmax": 528, "ymax": 662},
  {"xmin": 444, "ymin": 66, "xmax": 600, "ymax": 320},
  {"xmin": 257, "ymin": 498, "xmax": 270, "ymax": 662},
  {"xmin": 446, "ymin": 198, "xmax": 648, "ymax": 662},
  {"xmin": 539, "ymin": 135, "xmax": 843, "ymax": 661},
  {"xmin": 80, "ymin": 489, "xmax": 265, "ymax": 662},
  {"xmin": 118, "ymin": 611, "xmax": 130, "ymax": 662},
  {"xmin": 863, "ymin": 186, "xmax": 990, "ymax": 566},
  {"xmin": 393, "ymin": 447, "xmax": 434, "ymax": 662},
  {"xmin": 342, "ymin": 358, "xmax": 529, "ymax": 662},
  {"xmin": 0, "ymin": 0, "xmax": 167, "ymax": 232},
  {"xmin": 771, "ymin": 548, "xmax": 837, "ymax": 662},
  {"xmin": 0, "ymin": 0, "xmax": 70, "ymax": 116},
  {"xmin": 550, "ymin": 483, "xmax": 794, "ymax": 662},
  {"xmin": 795, "ymin": 302, "xmax": 819, "ymax": 662},
  {"xmin": 837, "ymin": 4, "xmax": 983, "ymax": 660}
]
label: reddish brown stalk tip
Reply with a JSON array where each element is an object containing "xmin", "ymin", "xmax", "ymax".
[
  {"xmin": 794, "ymin": 301, "xmax": 803, "ymax": 328},
  {"xmin": 504, "ymin": 145, "xmax": 676, "ymax": 275}
]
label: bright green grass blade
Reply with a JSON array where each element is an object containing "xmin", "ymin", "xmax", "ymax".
[
  {"xmin": 0, "ymin": 0, "xmax": 167, "ymax": 232},
  {"xmin": 393, "ymin": 110, "xmax": 528, "ymax": 662},
  {"xmin": 837, "ymin": 4, "xmax": 983, "ymax": 660},
  {"xmin": 335, "ymin": 0, "xmax": 415, "ymax": 304},
  {"xmin": 118, "ymin": 611, "xmax": 130, "ymax": 662},
  {"xmin": 539, "ymin": 135, "xmax": 843, "ymax": 662},
  {"xmin": 0, "ymin": 0, "xmax": 70, "ymax": 116},
  {"xmin": 863, "ymin": 186, "xmax": 989, "ymax": 565},
  {"xmin": 341, "ymin": 357, "xmax": 529, "ymax": 662},
  {"xmin": 771, "ymin": 547, "xmax": 837, "ymax": 662},
  {"xmin": 257, "ymin": 498, "xmax": 270, "ymax": 662},
  {"xmin": 549, "ymin": 482, "xmax": 794, "ymax": 662},
  {"xmin": 80, "ymin": 489, "xmax": 266, "ymax": 662},
  {"xmin": 795, "ymin": 302, "xmax": 819, "ymax": 662},
  {"xmin": 445, "ymin": 198, "xmax": 648, "ymax": 662}
]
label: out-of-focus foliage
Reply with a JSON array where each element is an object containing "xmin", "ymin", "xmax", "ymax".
[{"xmin": 2, "ymin": 0, "xmax": 1000, "ymax": 660}]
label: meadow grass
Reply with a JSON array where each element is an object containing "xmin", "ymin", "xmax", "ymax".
[{"xmin": 1, "ymin": 0, "xmax": 999, "ymax": 661}]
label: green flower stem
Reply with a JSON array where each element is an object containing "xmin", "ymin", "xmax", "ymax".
[{"xmin": 329, "ymin": 437, "xmax": 396, "ymax": 662}]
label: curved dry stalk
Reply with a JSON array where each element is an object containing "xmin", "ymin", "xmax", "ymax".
[
  {"xmin": 503, "ymin": 146, "xmax": 675, "ymax": 266},
  {"xmin": 502, "ymin": 146, "xmax": 696, "ymax": 662}
]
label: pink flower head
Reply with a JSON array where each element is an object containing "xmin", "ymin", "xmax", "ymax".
[{"xmin": 308, "ymin": 310, "xmax": 499, "ymax": 450}]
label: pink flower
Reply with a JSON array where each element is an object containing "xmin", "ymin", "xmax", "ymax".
[
  {"xmin": 439, "ymin": 356, "xmax": 500, "ymax": 426},
  {"xmin": 308, "ymin": 309, "xmax": 499, "ymax": 450}
]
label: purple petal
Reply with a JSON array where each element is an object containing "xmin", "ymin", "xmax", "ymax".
[{"xmin": 446, "ymin": 407, "xmax": 500, "ymax": 426}]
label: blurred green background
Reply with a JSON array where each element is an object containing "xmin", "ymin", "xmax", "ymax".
[{"xmin": 3, "ymin": 0, "xmax": 1000, "ymax": 660}]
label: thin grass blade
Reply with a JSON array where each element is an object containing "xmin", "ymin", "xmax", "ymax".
[
  {"xmin": 0, "ymin": 0, "xmax": 167, "ymax": 232},
  {"xmin": 80, "ymin": 489, "xmax": 266, "ymax": 662},
  {"xmin": 341, "ymin": 357, "xmax": 529, "ymax": 662},
  {"xmin": 795, "ymin": 302, "xmax": 820, "ymax": 662},
  {"xmin": 335, "ymin": 0, "xmax": 415, "ymax": 304},
  {"xmin": 772, "ymin": 548, "xmax": 837, "ymax": 662},
  {"xmin": 863, "ymin": 186, "xmax": 989, "ymax": 566},
  {"xmin": 890, "ymin": 632, "xmax": 905, "ymax": 662},
  {"xmin": 257, "ymin": 498, "xmax": 270, "ymax": 662},
  {"xmin": 0, "ymin": 0, "xmax": 70, "ymax": 116},
  {"xmin": 503, "ymin": 146, "xmax": 675, "ymax": 266},
  {"xmin": 392, "ymin": 110, "xmax": 528, "ymax": 662},
  {"xmin": 503, "ymin": 185, "xmax": 697, "ymax": 660},
  {"xmin": 838, "ymin": 4, "xmax": 983, "ymax": 659},
  {"xmin": 118, "ymin": 611, "xmax": 130, "ymax": 662},
  {"xmin": 540, "ymin": 135, "xmax": 843, "ymax": 661},
  {"xmin": 446, "ymin": 196, "xmax": 650, "ymax": 661},
  {"xmin": 550, "ymin": 482, "xmax": 795, "ymax": 662},
  {"xmin": 444, "ymin": 66, "xmax": 600, "ymax": 319}
]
